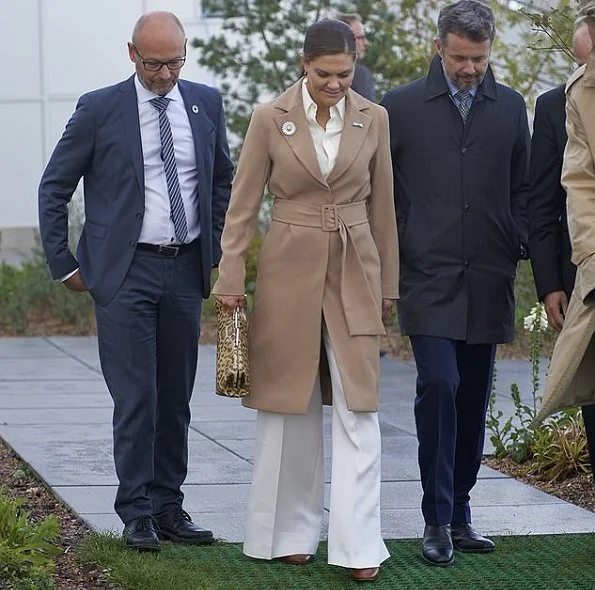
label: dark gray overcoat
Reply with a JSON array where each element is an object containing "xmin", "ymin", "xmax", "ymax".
[{"xmin": 380, "ymin": 55, "xmax": 531, "ymax": 344}]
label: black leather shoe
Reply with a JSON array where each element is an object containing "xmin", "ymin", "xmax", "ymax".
[
  {"xmin": 422, "ymin": 524, "xmax": 454, "ymax": 566},
  {"xmin": 451, "ymin": 524, "xmax": 495, "ymax": 553},
  {"xmin": 156, "ymin": 508, "xmax": 214, "ymax": 545},
  {"xmin": 123, "ymin": 516, "xmax": 160, "ymax": 552}
]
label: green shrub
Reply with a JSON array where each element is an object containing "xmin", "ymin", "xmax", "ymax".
[
  {"xmin": 0, "ymin": 491, "xmax": 61, "ymax": 589},
  {"xmin": 0, "ymin": 249, "xmax": 94, "ymax": 335},
  {"xmin": 528, "ymin": 410, "xmax": 591, "ymax": 481}
]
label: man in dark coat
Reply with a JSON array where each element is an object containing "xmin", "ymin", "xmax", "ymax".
[
  {"xmin": 381, "ymin": 0, "xmax": 530, "ymax": 566},
  {"xmin": 336, "ymin": 13, "xmax": 376, "ymax": 101},
  {"xmin": 528, "ymin": 21, "xmax": 595, "ymax": 478}
]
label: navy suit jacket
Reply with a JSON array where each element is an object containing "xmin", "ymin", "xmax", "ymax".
[
  {"xmin": 38, "ymin": 76, "xmax": 234, "ymax": 306},
  {"xmin": 528, "ymin": 84, "xmax": 576, "ymax": 299}
]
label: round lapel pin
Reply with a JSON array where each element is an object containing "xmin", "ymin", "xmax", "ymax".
[
  {"xmin": 192, "ymin": 105, "xmax": 199, "ymax": 114},
  {"xmin": 281, "ymin": 121, "xmax": 296, "ymax": 136}
]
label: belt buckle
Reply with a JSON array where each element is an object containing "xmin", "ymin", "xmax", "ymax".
[
  {"xmin": 321, "ymin": 205, "xmax": 339, "ymax": 231},
  {"xmin": 158, "ymin": 245, "xmax": 179, "ymax": 257}
]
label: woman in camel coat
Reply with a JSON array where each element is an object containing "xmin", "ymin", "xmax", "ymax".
[{"xmin": 213, "ymin": 19, "xmax": 398, "ymax": 582}]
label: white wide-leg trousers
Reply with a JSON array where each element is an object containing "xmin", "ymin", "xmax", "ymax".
[{"xmin": 243, "ymin": 325, "xmax": 389, "ymax": 568}]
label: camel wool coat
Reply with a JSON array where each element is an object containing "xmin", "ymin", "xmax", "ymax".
[
  {"xmin": 212, "ymin": 80, "xmax": 399, "ymax": 414},
  {"xmin": 536, "ymin": 53, "xmax": 595, "ymax": 424}
]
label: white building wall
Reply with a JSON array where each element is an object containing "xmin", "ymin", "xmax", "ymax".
[{"xmin": 0, "ymin": 0, "xmax": 220, "ymax": 261}]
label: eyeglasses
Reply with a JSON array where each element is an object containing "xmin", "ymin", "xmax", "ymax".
[
  {"xmin": 132, "ymin": 45, "xmax": 186, "ymax": 71},
  {"xmin": 354, "ymin": 34, "xmax": 367, "ymax": 41}
]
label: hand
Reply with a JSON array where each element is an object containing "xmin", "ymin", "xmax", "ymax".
[
  {"xmin": 63, "ymin": 271, "xmax": 88, "ymax": 293},
  {"xmin": 382, "ymin": 298, "xmax": 395, "ymax": 322},
  {"xmin": 543, "ymin": 290, "xmax": 568, "ymax": 332},
  {"xmin": 215, "ymin": 294, "xmax": 245, "ymax": 311}
]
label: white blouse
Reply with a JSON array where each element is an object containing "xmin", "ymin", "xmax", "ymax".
[{"xmin": 301, "ymin": 79, "xmax": 346, "ymax": 178}]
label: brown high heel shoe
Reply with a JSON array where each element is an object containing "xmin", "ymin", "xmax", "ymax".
[
  {"xmin": 281, "ymin": 554, "xmax": 314, "ymax": 565},
  {"xmin": 350, "ymin": 567, "xmax": 380, "ymax": 582}
]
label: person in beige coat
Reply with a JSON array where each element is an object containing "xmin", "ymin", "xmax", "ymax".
[
  {"xmin": 213, "ymin": 19, "xmax": 399, "ymax": 583},
  {"xmin": 536, "ymin": 3, "xmax": 595, "ymax": 425}
]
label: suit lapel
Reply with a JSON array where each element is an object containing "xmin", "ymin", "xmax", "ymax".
[
  {"xmin": 119, "ymin": 77, "xmax": 144, "ymax": 195},
  {"xmin": 327, "ymin": 91, "xmax": 372, "ymax": 184},
  {"xmin": 273, "ymin": 105, "xmax": 328, "ymax": 188},
  {"xmin": 178, "ymin": 81, "xmax": 214, "ymax": 193}
]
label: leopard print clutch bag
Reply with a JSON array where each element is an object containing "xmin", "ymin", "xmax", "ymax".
[{"xmin": 214, "ymin": 299, "xmax": 251, "ymax": 398}]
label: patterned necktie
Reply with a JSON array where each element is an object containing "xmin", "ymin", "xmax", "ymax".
[
  {"xmin": 150, "ymin": 96, "xmax": 189, "ymax": 243},
  {"xmin": 455, "ymin": 90, "xmax": 472, "ymax": 123}
]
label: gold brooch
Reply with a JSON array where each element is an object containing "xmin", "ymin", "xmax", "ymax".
[{"xmin": 281, "ymin": 121, "xmax": 296, "ymax": 136}]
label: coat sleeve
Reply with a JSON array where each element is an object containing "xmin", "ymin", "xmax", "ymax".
[
  {"xmin": 212, "ymin": 105, "xmax": 272, "ymax": 296},
  {"xmin": 562, "ymin": 86, "xmax": 595, "ymax": 304},
  {"xmin": 368, "ymin": 107, "xmax": 399, "ymax": 300},
  {"xmin": 510, "ymin": 93, "xmax": 531, "ymax": 257},
  {"xmin": 210, "ymin": 91, "xmax": 235, "ymax": 266},
  {"xmin": 38, "ymin": 95, "xmax": 95, "ymax": 280},
  {"xmin": 528, "ymin": 95, "xmax": 565, "ymax": 299}
]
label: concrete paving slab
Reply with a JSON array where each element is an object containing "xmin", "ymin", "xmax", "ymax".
[
  {"xmin": 0, "ymin": 358, "xmax": 99, "ymax": 381},
  {"xmin": 0, "ymin": 380, "xmax": 108, "ymax": 396},
  {"xmin": 0, "ymin": 407, "xmax": 113, "ymax": 425},
  {"xmin": 0, "ymin": 338, "xmax": 64, "ymax": 358},
  {"xmin": 379, "ymin": 477, "xmax": 565, "ymax": 511},
  {"xmin": 0, "ymin": 393, "xmax": 110, "ymax": 410},
  {"xmin": 1, "ymin": 336, "xmax": 594, "ymax": 545},
  {"xmin": 185, "ymin": 439, "xmax": 253, "ymax": 485}
]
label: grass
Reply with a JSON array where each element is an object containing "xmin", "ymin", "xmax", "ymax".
[{"xmin": 77, "ymin": 533, "xmax": 595, "ymax": 590}]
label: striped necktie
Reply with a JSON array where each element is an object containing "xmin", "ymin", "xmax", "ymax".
[
  {"xmin": 455, "ymin": 90, "xmax": 472, "ymax": 123},
  {"xmin": 150, "ymin": 96, "xmax": 189, "ymax": 243}
]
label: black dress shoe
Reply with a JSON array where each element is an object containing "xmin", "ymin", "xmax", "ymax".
[
  {"xmin": 422, "ymin": 524, "xmax": 454, "ymax": 566},
  {"xmin": 156, "ymin": 508, "xmax": 214, "ymax": 544},
  {"xmin": 451, "ymin": 524, "xmax": 495, "ymax": 553},
  {"xmin": 123, "ymin": 516, "xmax": 160, "ymax": 552}
]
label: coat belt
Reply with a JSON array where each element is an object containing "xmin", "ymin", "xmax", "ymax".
[{"xmin": 272, "ymin": 199, "xmax": 384, "ymax": 336}]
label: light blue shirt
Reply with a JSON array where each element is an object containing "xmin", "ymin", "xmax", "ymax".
[{"xmin": 442, "ymin": 64, "xmax": 478, "ymax": 116}]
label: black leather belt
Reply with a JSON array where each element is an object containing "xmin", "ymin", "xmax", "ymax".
[{"xmin": 137, "ymin": 242, "xmax": 195, "ymax": 257}]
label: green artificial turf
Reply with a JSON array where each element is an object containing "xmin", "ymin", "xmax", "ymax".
[{"xmin": 78, "ymin": 533, "xmax": 595, "ymax": 589}]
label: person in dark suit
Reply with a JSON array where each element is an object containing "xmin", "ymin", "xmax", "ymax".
[
  {"xmin": 528, "ymin": 20, "xmax": 595, "ymax": 478},
  {"xmin": 381, "ymin": 0, "xmax": 530, "ymax": 566},
  {"xmin": 38, "ymin": 11, "xmax": 234, "ymax": 552},
  {"xmin": 336, "ymin": 13, "xmax": 376, "ymax": 101}
]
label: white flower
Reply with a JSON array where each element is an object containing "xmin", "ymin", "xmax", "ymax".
[{"xmin": 523, "ymin": 303, "xmax": 548, "ymax": 333}]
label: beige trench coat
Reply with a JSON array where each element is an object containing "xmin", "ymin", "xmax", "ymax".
[
  {"xmin": 536, "ymin": 53, "xmax": 595, "ymax": 423},
  {"xmin": 212, "ymin": 80, "xmax": 399, "ymax": 414}
]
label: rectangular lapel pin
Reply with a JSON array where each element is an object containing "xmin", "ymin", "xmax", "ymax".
[{"xmin": 352, "ymin": 121, "xmax": 364, "ymax": 128}]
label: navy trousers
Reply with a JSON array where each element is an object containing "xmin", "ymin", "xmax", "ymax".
[
  {"xmin": 410, "ymin": 335, "xmax": 496, "ymax": 526},
  {"xmin": 95, "ymin": 244, "xmax": 203, "ymax": 524}
]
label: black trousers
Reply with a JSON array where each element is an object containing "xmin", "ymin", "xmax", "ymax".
[
  {"xmin": 95, "ymin": 244, "xmax": 203, "ymax": 524},
  {"xmin": 410, "ymin": 335, "xmax": 496, "ymax": 526},
  {"xmin": 582, "ymin": 403, "xmax": 595, "ymax": 477}
]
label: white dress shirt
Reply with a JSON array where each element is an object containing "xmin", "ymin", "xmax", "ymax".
[
  {"xmin": 135, "ymin": 76, "xmax": 199, "ymax": 245},
  {"xmin": 302, "ymin": 79, "xmax": 345, "ymax": 178}
]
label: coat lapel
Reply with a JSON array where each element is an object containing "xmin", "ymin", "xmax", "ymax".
[
  {"xmin": 327, "ymin": 91, "xmax": 372, "ymax": 184},
  {"xmin": 272, "ymin": 81, "xmax": 328, "ymax": 188},
  {"xmin": 178, "ymin": 81, "xmax": 214, "ymax": 189},
  {"xmin": 119, "ymin": 76, "xmax": 144, "ymax": 195}
]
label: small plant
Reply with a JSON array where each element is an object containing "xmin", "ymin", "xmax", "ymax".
[
  {"xmin": 0, "ymin": 490, "xmax": 61, "ymax": 589},
  {"xmin": 487, "ymin": 302, "xmax": 590, "ymax": 481},
  {"xmin": 529, "ymin": 410, "xmax": 591, "ymax": 481},
  {"xmin": 487, "ymin": 303, "xmax": 548, "ymax": 462}
]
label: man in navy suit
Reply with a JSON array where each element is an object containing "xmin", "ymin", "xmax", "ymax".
[
  {"xmin": 529, "ymin": 21, "xmax": 595, "ymax": 481},
  {"xmin": 381, "ymin": 0, "xmax": 530, "ymax": 566},
  {"xmin": 38, "ymin": 11, "xmax": 233, "ymax": 551}
]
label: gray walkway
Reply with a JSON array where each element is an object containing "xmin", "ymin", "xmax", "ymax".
[{"xmin": 1, "ymin": 336, "xmax": 595, "ymax": 542}]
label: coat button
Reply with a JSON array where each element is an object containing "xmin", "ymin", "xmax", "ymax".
[
  {"xmin": 464, "ymin": 260, "xmax": 470, "ymax": 267},
  {"xmin": 461, "ymin": 147, "xmax": 468, "ymax": 155},
  {"xmin": 464, "ymin": 203, "xmax": 471, "ymax": 212},
  {"xmin": 129, "ymin": 240, "xmax": 136, "ymax": 247},
  {"xmin": 136, "ymin": 212, "xmax": 143, "ymax": 219}
]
